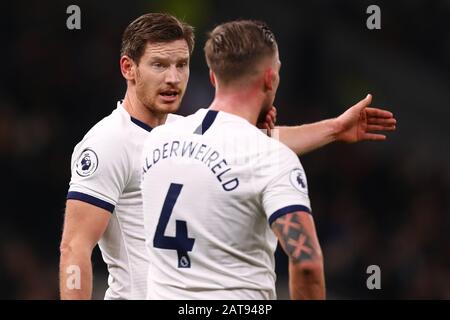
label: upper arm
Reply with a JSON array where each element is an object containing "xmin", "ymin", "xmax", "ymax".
[
  {"xmin": 259, "ymin": 144, "xmax": 321, "ymax": 262},
  {"xmin": 67, "ymin": 130, "xmax": 130, "ymax": 213},
  {"xmin": 260, "ymin": 144, "xmax": 311, "ymax": 224},
  {"xmin": 63, "ymin": 129, "xmax": 128, "ymax": 253},
  {"xmin": 61, "ymin": 200, "xmax": 111, "ymax": 252},
  {"xmin": 271, "ymin": 211, "xmax": 322, "ymax": 264}
]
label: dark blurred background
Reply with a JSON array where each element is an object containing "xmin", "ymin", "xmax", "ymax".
[{"xmin": 1, "ymin": 0, "xmax": 449, "ymax": 299}]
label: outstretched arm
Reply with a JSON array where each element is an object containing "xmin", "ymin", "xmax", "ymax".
[{"xmin": 259, "ymin": 94, "xmax": 397, "ymax": 155}]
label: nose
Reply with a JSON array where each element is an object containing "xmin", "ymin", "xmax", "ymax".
[{"xmin": 165, "ymin": 65, "xmax": 181, "ymax": 85}]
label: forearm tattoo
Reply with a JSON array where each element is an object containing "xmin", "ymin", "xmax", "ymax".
[{"xmin": 272, "ymin": 213, "xmax": 316, "ymax": 263}]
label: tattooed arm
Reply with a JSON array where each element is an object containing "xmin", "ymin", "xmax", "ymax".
[{"xmin": 271, "ymin": 211, "xmax": 326, "ymax": 299}]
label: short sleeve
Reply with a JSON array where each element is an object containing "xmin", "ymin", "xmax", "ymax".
[
  {"xmin": 67, "ymin": 132, "xmax": 130, "ymax": 213},
  {"xmin": 260, "ymin": 144, "xmax": 312, "ymax": 225}
]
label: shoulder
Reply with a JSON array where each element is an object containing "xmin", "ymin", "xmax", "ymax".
[
  {"xmin": 71, "ymin": 108, "xmax": 132, "ymax": 169},
  {"xmin": 72, "ymin": 107, "xmax": 133, "ymax": 161},
  {"xmin": 268, "ymin": 135, "xmax": 300, "ymax": 161},
  {"xmin": 153, "ymin": 110, "xmax": 205, "ymax": 135},
  {"xmin": 82, "ymin": 108, "xmax": 130, "ymax": 146},
  {"xmin": 165, "ymin": 113, "xmax": 185, "ymax": 123},
  {"xmin": 254, "ymin": 128, "xmax": 300, "ymax": 165},
  {"xmin": 251, "ymin": 132, "xmax": 305, "ymax": 183}
]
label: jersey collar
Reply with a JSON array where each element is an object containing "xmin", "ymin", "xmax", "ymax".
[
  {"xmin": 117, "ymin": 101, "xmax": 153, "ymax": 133},
  {"xmin": 130, "ymin": 116, "xmax": 153, "ymax": 132}
]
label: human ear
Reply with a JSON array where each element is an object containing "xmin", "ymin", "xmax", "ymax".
[
  {"xmin": 209, "ymin": 70, "xmax": 216, "ymax": 87},
  {"xmin": 264, "ymin": 68, "xmax": 274, "ymax": 91},
  {"xmin": 120, "ymin": 56, "xmax": 136, "ymax": 81}
]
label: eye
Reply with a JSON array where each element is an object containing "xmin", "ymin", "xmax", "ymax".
[
  {"xmin": 177, "ymin": 62, "xmax": 188, "ymax": 69},
  {"xmin": 151, "ymin": 62, "xmax": 166, "ymax": 69}
]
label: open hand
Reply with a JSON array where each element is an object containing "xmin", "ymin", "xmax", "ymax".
[{"xmin": 335, "ymin": 94, "xmax": 396, "ymax": 143}]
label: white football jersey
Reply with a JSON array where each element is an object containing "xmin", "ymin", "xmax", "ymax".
[
  {"xmin": 141, "ymin": 108, "xmax": 312, "ymax": 300},
  {"xmin": 67, "ymin": 101, "xmax": 182, "ymax": 300}
]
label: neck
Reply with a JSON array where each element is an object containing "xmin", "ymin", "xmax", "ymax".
[
  {"xmin": 209, "ymin": 85, "xmax": 264, "ymax": 125},
  {"xmin": 122, "ymin": 89, "xmax": 167, "ymax": 128}
]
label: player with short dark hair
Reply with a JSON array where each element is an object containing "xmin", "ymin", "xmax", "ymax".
[{"xmin": 60, "ymin": 13, "xmax": 193, "ymax": 300}]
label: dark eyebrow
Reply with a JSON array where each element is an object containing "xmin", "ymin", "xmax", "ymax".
[
  {"xmin": 177, "ymin": 57, "xmax": 189, "ymax": 64},
  {"xmin": 150, "ymin": 55, "xmax": 189, "ymax": 62},
  {"xmin": 149, "ymin": 56, "xmax": 170, "ymax": 63}
]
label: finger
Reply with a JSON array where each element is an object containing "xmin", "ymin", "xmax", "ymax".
[
  {"xmin": 366, "ymin": 107, "xmax": 393, "ymax": 118},
  {"xmin": 366, "ymin": 124, "xmax": 385, "ymax": 131},
  {"xmin": 270, "ymin": 120, "xmax": 275, "ymax": 129},
  {"xmin": 270, "ymin": 112, "xmax": 277, "ymax": 124},
  {"xmin": 269, "ymin": 118, "xmax": 277, "ymax": 124},
  {"xmin": 353, "ymin": 94, "xmax": 373, "ymax": 110},
  {"xmin": 263, "ymin": 122, "xmax": 270, "ymax": 134},
  {"xmin": 367, "ymin": 117, "xmax": 397, "ymax": 125},
  {"xmin": 266, "ymin": 115, "xmax": 276, "ymax": 129},
  {"xmin": 272, "ymin": 106, "xmax": 277, "ymax": 115},
  {"xmin": 384, "ymin": 125, "xmax": 396, "ymax": 131},
  {"xmin": 362, "ymin": 133, "xmax": 387, "ymax": 141},
  {"xmin": 269, "ymin": 105, "xmax": 277, "ymax": 116},
  {"xmin": 367, "ymin": 124, "xmax": 396, "ymax": 131}
]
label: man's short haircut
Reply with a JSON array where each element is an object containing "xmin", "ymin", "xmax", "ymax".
[
  {"xmin": 121, "ymin": 13, "xmax": 195, "ymax": 64},
  {"xmin": 204, "ymin": 20, "xmax": 278, "ymax": 84}
]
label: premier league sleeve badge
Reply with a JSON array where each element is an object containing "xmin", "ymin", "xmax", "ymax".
[{"xmin": 76, "ymin": 148, "xmax": 99, "ymax": 177}]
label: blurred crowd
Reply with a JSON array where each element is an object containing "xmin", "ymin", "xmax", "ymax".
[{"xmin": 1, "ymin": 0, "xmax": 449, "ymax": 299}]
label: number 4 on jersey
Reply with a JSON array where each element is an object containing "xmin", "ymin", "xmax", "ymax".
[{"xmin": 153, "ymin": 183, "xmax": 195, "ymax": 268}]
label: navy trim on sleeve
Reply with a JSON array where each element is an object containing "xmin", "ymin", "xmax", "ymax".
[
  {"xmin": 67, "ymin": 191, "xmax": 115, "ymax": 213},
  {"xmin": 268, "ymin": 205, "xmax": 311, "ymax": 225},
  {"xmin": 130, "ymin": 116, "xmax": 153, "ymax": 132},
  {"xmin": 194, "ymin": 110, "xmax": 218, "ymax": 135}
]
